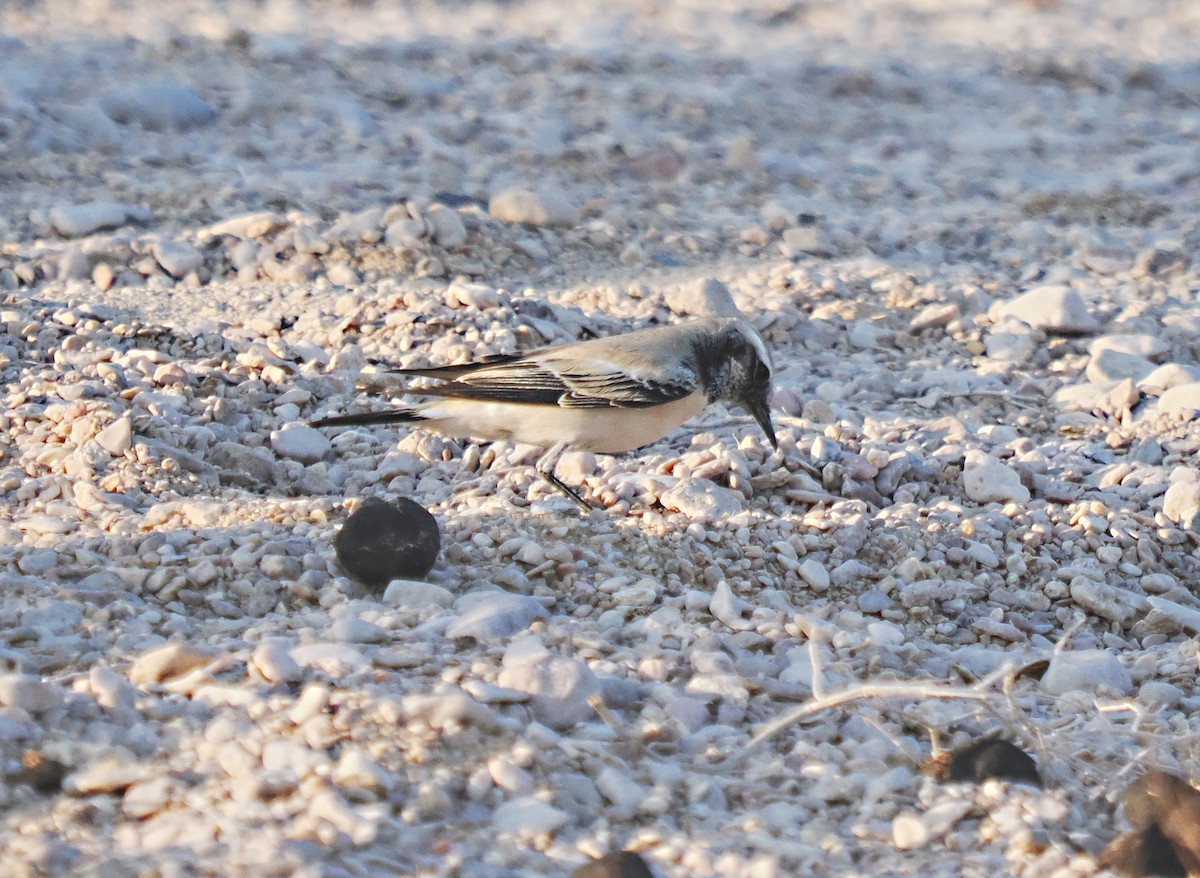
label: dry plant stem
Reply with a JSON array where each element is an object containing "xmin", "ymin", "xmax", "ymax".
[{"xmin": 750, "ymin": 675, "xmax": 1007, "ymax": 748}]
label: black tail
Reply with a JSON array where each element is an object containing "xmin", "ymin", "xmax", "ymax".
[{"xmin": 311, "ymin": 408, "xmax": 423, "ymax": 428}]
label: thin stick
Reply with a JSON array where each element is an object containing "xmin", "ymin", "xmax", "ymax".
[
  {"xmin": 750, "ymin": 664, "xmax": 1016, "ymax": 748},
  {"xmin": 750, "ymin": 681, "xmax": 994, "ymax": 747}
]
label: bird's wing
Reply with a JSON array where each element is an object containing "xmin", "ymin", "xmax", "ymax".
[
  {"xmin": 393, "ymin": 351, "xmax": 700, "ymax": 409},
  {"xmin": 382, "ymin": 352, "xmax": 525, "ymax": 381}
]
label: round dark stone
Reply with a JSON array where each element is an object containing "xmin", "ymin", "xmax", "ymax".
[
  {"xmin": 571, "ymin": 852, "xmax": 654, "ymax": 878},
  {"xmin": 941, "ymin": 738, "xmax": 1040, "ymax": 786},
  {"xmin": 14, "ymin": 750, "xmax": 69, "ymax": 794},
  {"xmin": 1121, "ymin": 772, "xmax": 1200, "ymax": 876},
  {"xmin": 334, "ymin": 496, "xmax": 440, "ymax": 590},
  {"xmin": 1099, "ymin": 825, "xmax": 1187, "ymax": 878}
]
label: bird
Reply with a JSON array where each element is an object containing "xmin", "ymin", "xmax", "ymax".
[{"xmin": 312, "ymin": 316, "xmax": 778, "ymax": 508}]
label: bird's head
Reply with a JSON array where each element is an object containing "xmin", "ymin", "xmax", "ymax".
[{"xmin": 698, "ymin": 319, "xmax": 777, "ymax": 450}]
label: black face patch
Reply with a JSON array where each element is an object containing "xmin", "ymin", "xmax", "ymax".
[{"xmin": 749, "ymin": 355, "xmax": 771, "ymax": 387}]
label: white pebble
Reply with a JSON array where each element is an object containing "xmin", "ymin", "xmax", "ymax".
[
  {"xmin": 381, "ymin": 579, "xmax": 454, "ymax": 609},
  {"xmin": 270, "ymin": 424, "xmax": 331, "ymax": 464},
  {"xmin": 493, "ymin": 796, "xmax": 570, "ymax": 837},
  {"xmin": 963, "ymin": 453, "xmax": 1030, "ymax": 504},
  {"xmin": 252, "ymin": 639, "xmax": 304, "ymax": 684},
  {"xmin": 995, "ymin": 285, "xmax": 1099, "ymax": 334},
  {"xmin": 489, "ymin": 188, "xmax": 577, "ymax": 227},
  {"xmin": 1040, "ymin": 649, "xmax": 1132, "ymax": 696},
  {"xmin": 0, "ymin": 674, "xmax": 62, "ymax": 713}
]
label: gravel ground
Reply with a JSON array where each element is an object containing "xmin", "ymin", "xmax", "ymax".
[{"xmin": 3, "ymin": 1, "xmax": 1200, "ymax": 875}]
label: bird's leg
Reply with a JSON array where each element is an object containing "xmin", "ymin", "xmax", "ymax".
[{"xmin": 534, "ymin": 442, "xmax": 591, "ymax": 510}]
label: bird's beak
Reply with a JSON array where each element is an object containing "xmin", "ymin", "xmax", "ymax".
[{"xmin": 746, "ymin": 397, "xmax": 778, "ymax": 450}]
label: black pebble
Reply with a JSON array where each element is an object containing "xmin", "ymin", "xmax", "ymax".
[
  {"xmin": 939, "ymin": 738, "xmax": 1041, "ymax": 786},
  {"xmin": 14, "ymin": 750, "xmax": 69, "ymax": 794},
  {"xmin": 1107, "ymin": 772, "xmax": 1200, "ymax": 877},
  {"xmin": 571, "ymin": 851, "xmax": 655, "ymax": 878},
  {"xmin": 334, "ymin": 496, "xmax": 440, "ymax": 591},
  {"xmin": 1099, "ymin": 824, "xmax": 1187, "ymax": 878}
]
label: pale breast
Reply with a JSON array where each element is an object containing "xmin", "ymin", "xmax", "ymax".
[{"xmin": 417, "ymin": 392, "xmax": 708, "ymax": 454}]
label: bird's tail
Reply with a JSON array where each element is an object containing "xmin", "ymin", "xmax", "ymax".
[{"xmin": 311, "ymin": 407, "xmax": 424, "ymax": 428}]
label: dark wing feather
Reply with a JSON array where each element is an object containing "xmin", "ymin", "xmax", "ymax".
[
  {"xmin": 389, "ymin": 354, "xmax": 698, "ymax": 409},
  {"xmin": 555, "ymin": 368, "xmax": 695, "ymax": 408},
  {"xmin": 383, "ymin": 351, "xmax": 526, "ymax": 381}
]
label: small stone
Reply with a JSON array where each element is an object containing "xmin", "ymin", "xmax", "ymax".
[
  {"xmin": 58, "ymin": 249, "xmax": 91, "ymax": 281},
  {"xmin": 1145, "ymin": 597, "xmax": 1200, "ymax": 634},
  {"xmin": 48, "ymin": 201, "xmax": 147, "ymax": 237},
  {"xmin": 447, "ymin": 593, "xmax": 547, "ymax": 640},
  {"xmin": 334, "ymin": 497, "xmax": 441, "ymax": 589},
  {"xmin": 381, "ymin": 579, "xmax": 454, "ymax": 609},
  {"xmin": 1139, "ymin": 681, "xmax": 1184, "ymax": 710},
  {"xmin": 892, "ymin": 812, "xmax": 931, "ymax": 850},
  {"xmin": 802, "ymin": 399, "xmax": 836, "ymax": 424},
  {"xmin": 205, "ymin": 211, "xmax": 288, "ymax": 239},
  {"xmin": 91, "ymin": 262, "xmax": 115, "ymax": 290},
  {"xmin": 123, "ymin": 776, "xmax": 177, "ymax": 819},
  {"xmin": 1040, "ymin": 649, "xmax": 1132, "ymax": 696},
  {"xmin": 709, "ymin": 581, "xmax": 753, "ymax": 631},
  {"xmin": 910, "ymin": 302, "xmax": 960, "ymax": 331},
  {"xmin": 403, "ymin": 689, "xmax": 499, "ymax": 730},
  {"xmin": 426, "ymin": 206, "xmax": 468, "ymax": 248},
  {"xmin": 68, "ymin": 758, "xmax": 146, "ymax": 794},
  {"xmin": 1155, "ymin": 382, "xmax": 1200, "ymax": 413},
  {"xmin": 330, "ymin": 616, "xmax": 389, "ymax": 644},
  {"xmin": 14, "ymin": 750, "xmax": 69, "ymax": 793},
  {"xmin": 594, "ymin": 766, "xmax": 647, "ymax": 819},
  {"xmin": 1140, "ymin": 365, "xmax": 1200, "ymax": 395},
  {"xmin": 1132, "ymin": 245, "xmax": 1187, "ymax": 278},
  {"xmin": 94, "ymin": 417, "xmax": 133, "ymax": 455},
  {"xmin": 0, "ymin": 675, "xmax": 62, "ymax": 713},
  {"xmin": 289, "ymin": 643, "xmax": 369, "ymax": 679},
  {"xmin": 445, "ymin": 282, "xmax": 500, "ymax": 310},
  {"xmin": 488, "ymin": 756, "xmax": 534, "ymax": 795},
  {"xmin": 210, "ymin": 442, "xmax": 277, "ymax": 487},
  {"xmin": 252, "ymin": 639, "xmax": 304, "ymax": 684},
  {"xmin": 983, "ymin": 329, "xmax": 1036, "ymax": 362},
  {"xmin": 556, "ymin": 451, "xmax": 597, "ymax": 482},
  {"xmin": 962, "ymin": 453, "xmax": 1030, "ymax": 504},
  {"xmin": 936, "ymin": 739, "xmax": 1040, "ymax": 786},
  {"xmin": 333, "ymin": 748, "xmax": 388, "ymax": 792},
  {"xmin": 496, "ymin": 641, "xmax": 600, "ymax": 729},
  {"xmin": 1087, "ymin": 349, "xmax": 1156, "ymax": 384},
  {"xmin": 798, "ymin": 559, "xmax": 831, "ymax": 592},
  {"xmin": 489, "ymin": 188, "xmax": 577, "ymax": 227},
  {"xmin": 1163, "ymin": 481, "xmax": 1200, "ymax": 528},
  {"xmin": 21, "ymin": 515, "xmax": 73, "ymax": 536},
  {"xmin": 306, "ymin": 790, "xmax": 377, "ymax": 844},
  {"xmin": 664, "ymin": 278, "xmax": 740, "ymax": 317},
  {"xmin": 858, "ymin": 589, "xmax": 893, "ymax": 613},
  {"xmin": 270, "ymin": 424, "xmax": 330, "ymax": 464},
  {"xmin": 17, "ymin": 548, "xmax": 58, "ymax": 576},
  {"xmin": 1089, "ymin": 334, "xmax": 1169, "ymax": 362},
  {"xmin": 100, "ymin": 81, "xmax": 217, "ymax": 130},
  {"xmin": 660, "ymin": 479, "xmax": 744, "ymax": 520},
  {"xmin": 572, "ymin": 852, "xmax": 655, "ymax": 878},
  {"xmin": 1069, "ymin": 577, "xmax": 1147, "ymax": 625},
  {"xmin": 995, "ymin": 284, "xmax": 1099, "ymax": 334},
  {"xmin": 493, "ymin": 796, "xmax": 570, "ymax": 837},
  {"xmin": 326, "ymin": 263, "xmax": 360, "ymax": 286},
  {"xmin": 152, "ymin": 238, "xmax": 205, "ymax": 279},
  {"xmin": 128, "ymin": 643, "xmax": 218, "ymax": 686}
]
